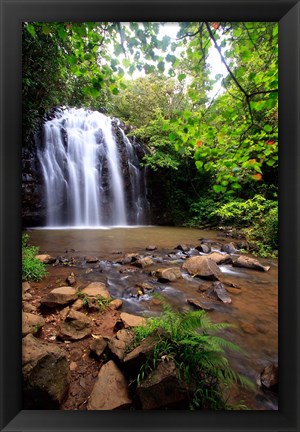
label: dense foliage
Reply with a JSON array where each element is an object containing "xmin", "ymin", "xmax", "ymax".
[
  {"xmin": 133, "ymin": 299, "xmax": 254, "ymax": 409},
  {"xmin": 22, "ymin": 233, "xmax": 47, "ymax": 281},
  {"xmin": 23, "ymin": 21, "xmax": 278, "ymax": 255}
]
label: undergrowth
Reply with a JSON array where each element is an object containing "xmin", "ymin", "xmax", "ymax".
[{"xmin": 22, "ymin": 233, "xmax": 47, "ymax": 281}]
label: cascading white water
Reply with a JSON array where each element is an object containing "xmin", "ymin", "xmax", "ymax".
[{"xmin": 38, "ymin": 108, "xmax": 149, "ymax": 227}]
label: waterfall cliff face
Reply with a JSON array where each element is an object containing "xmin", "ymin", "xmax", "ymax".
[{"xmin": 37, "ymin": 108, "xmax": 150, "ymax": 227}]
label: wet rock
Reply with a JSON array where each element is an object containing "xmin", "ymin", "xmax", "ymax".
[
  {"xmin": 221, "ymin": 242, "xmax": 237, "ymax": 254},
  {"xmin": 22, "ymin": 334, "xmax": 70, "ymax": 409},
  {"xmin": 206, "ymin": 281, "xmax": 232, "ymax": 304},
  {"xmin": 109, "ymin": 299, "xmax": 123, "ymax": 310},
  {"xmin": 135, "ymin": 282, "xmax": 154, "ymax": 292},
  {"xmin": 240, "ymin": 322, "xmax": 257, "ymax": 334},
  {"xmin": 22, "ymin": 312, "xmax": 45, "ymax": 336},
  {"xmin": 146, "ymin": 245, "xmax": 157, "ymax": 251},
  {"xmin": 226, "ymin": 287, "xmax": 242, "ymax": 295},
  {"xmin": 155, "ymin": 267, "xmax": 182, "ymax": 282},
  {"xmin": 90, "ymin": 336, "xmax": 108, "ymax": 357},
  {"xmin": 108, "ymin": 329, "xmax": 135, "ymax": 362},
  {"xmin": 35, "ymin": 254, "xmax": 56, "ymax": 264},
  {"xmin": 120, "ymin": 312, "xmax": 147, "ymax": 328},
  {"xmin": 258, "ymin": 364, "xmax": 278, "ymax": 393},
  {"xmin": 41, "ymin": 286, "xmax": 77, "ymax": 307},
  {"xmin": 232, "ymin": 256, "xmax": 270, "ymax": 272},
  {"xmin": 175, "ymin": 244, "xmax": 189, "ymax": 252},
  {"xmin": 122, "ymin": 253, "xmax": 139, "ymax": 264},
  {"xmin": 187, "ymin": 298, "xmax": 214, "ymax": 311},
  {"xmin": 137, "ymin": 359, "xmax": 189, "ymax": 409},
  {"xmin": 124, "ymin": 286, "xmax": 145, "ymax": 298},
  {"xmin": 87, "ymin": 360, "xmax": 132, "ymax": 410},
  {"xmin": 187, "ymin": 249, "xmax": 200, "ymax": 256},
  {"xmin": 81, "ymin": 282, "xmax": 110, "ymax": 299},
  {"xmin": 208, "ymin": 252, "xmax": 233, "ymax": 265},
  {"xmin": 66, "ymin": 272, "xmax": 76, "ymax": 286},
  {"xmin": 85, "ymin": 256, "xmax": 99, "ymax": 263},
  {"xmin": 195, "ymin": 243, "xmax": 211, "ymax": 254},
  {"xmin": 182, "ymin": 256, "xmax": 222, "ymax": 280},
  {"xmin": 59, "ymin": 309, "xmax": 92, "ymax": 341},
  {"xmin": 132, "ymin": 257, "xmax": 154, "ymax": 269}
]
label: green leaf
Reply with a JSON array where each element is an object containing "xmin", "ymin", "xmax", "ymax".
[
  {"xmin": 213, "ymin": 185, "xmax": 224, "ymax": 193},
  {"xmin": 157, "ymin": 61, "xmax": 165, "ymax": 73},
  {"xmin": 178, "ymin": 73, "xmax": 186, "ymax": 82},
  {"xmin": 26, "ymin": 24, "xmax": 36, "ymax": 37},
  {"xmin": 169, "ymin": 132, "xmax": 177, "ymax": 142},
  {"xmin": 264, "ymin": 125, "xmax": 273, "ymax": 132}
]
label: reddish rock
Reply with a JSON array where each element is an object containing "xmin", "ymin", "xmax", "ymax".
[
  {"xmin": 22, "ymin": 312, "xmax": 45, "ymax": 336},
  {"xmin": 187, "ymin": 298, "xmax": 214, "ymax": 311},
  {"xmin": 109, "ymin": 299, "xmax": 123, "ymax": 310},
  {"xmin": 132, "ymin": 257, "xmax": 154, "ymax": 268},
  {"xmin": 208, "ymin": 252, "xmax": 232, "ymax": 265},
  {"xmin": 59, "ymin": 309, "xmax": 92, "ymax": 341},
  {"xmin": 108, "ymin": 329, "xmax": 135, "ymax": 361},
  {"xmin": 81, "ymin": 282, "xmax": 110, "ymax": 299},
  {"xmin": 232, "ymin": 256, "xmax": 270, "ymax": 272},
  {"xmin": 259, "ymin": 364, "xmax": 278, "ymax": 392},
  {"xmin": 22, "ymin": 334, "xmax": 70, "ymax": 409},
  {"xmin": 66, "ymin": 272, "xmax": 76, "ymax": 286},
  {"xmin": 90, "ymin": 337, "xmax": 108, "ymax": 357},
  {"xmin": 120, "ymin": 312, "xmax": 147, "ymax": 328},
  {"xmin": 205, "ymin": 281, "xmax": 232, "ymax": 304},
  {"xmin": 155, "ymin": 267, "xmax": 182, "ymax": 282},
  {"xmin": 35, "ymin": 254, "xmax": 56, "ymax": 264},
  {"xmin": 182, "ymin": 256, "xmax": 221, "ymax": 280},
  {"xmin": 87, "ymin": 360, "xmax": 132, "ymax": 410},
  {"xmin": 41, "ymin": 286, "xmax": 77, "ymax": 307}
]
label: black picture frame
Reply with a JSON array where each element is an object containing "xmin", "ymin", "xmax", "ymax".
[{"xmin": 0, "ymin": 0, "xmax": 299, "ymax": 431}]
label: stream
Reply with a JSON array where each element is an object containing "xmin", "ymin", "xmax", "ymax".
[{"xmin": 27, "ymin": 226, "xmax": 278, "ymax": 410}]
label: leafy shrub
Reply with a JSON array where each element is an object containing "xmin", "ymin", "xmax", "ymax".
[
  {"xmin": 22, "ymin": 233, "xmax": 47, "ymax": 281},
  {"xmin": 185, "ymin": 197, "xmax": 219, "ymax": 226},
  {"xmin": 133, "ymin": 299, "xmax": 254, "ymax": 410},
  {"xmin": 246, "ymin": 206, "xmax": 278, "ymax": 256}
]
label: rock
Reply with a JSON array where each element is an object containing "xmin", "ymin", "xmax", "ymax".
[
  {"xmin": 82, "ymin": 282, "xmax": 110, "ymax": 299},
  {"xmin": 226, "ymin": 287, "xmax": 242, "ymax": 295},
  {"xmin": 187, "ymin": 298, "xmax": 214, "ymax": 311},
  {"xmin": 208, "ymin": 252, "xmax": 233, "ymax": 265},
  {"xmin": 120, "ymin": 312, "xmax": 147, "ymax": 328},
  {"xmin": 155, "ymin": 267, "xmax": 182, "ymax": 282},
  {"xmin": 232, "ymin": 256, "xmax": 270, "ymax": 272},
  {"xmin": 22, "ymin": 301, "xmax": 36, "ymax": 313},
  {"xmin": 109, "ymin": 299, "xmax": 123, "ymax": 310},
  {"xmin": 66, "ymin": 272, "xmax": 76, "ymax": 286},
  {"xmin": 258, "ymin": 364, "xmax": 278, "ymax": 393},
  {"xmin": 22, "ymin": 292, "xmax": 32, "ymax": 301},
  {"xmin": 22, "ymin": 312, "xmax": 45, "ymax": 336},
  {"xmin": 122, "ymin": 253, "xmax": 139, "ymax": 264},
  {"xmin": 108, "ymin": 329, "xmax": 135, "ymax": 362},
  {"xmin": 35, "ymin": 254, "xmax": 56, "ymax": 264},
  {"xmin": 195, "ymin": 243, "xmax": 211, "ymax": 254},
  {"xmin": 146, "ymin": 245, "xmax": 157, "ymax": 251},
  {"xmin": 135, "ymin": 282, "xmax": 154, "ymax": 292},
  {"xmin": 175, "ymin": 244, "xmax": 189, "ymax": 252},
  {"xmin": 85, "ymin": 256, "xmax": 99, "ymax": 263},
  {"xmin": 123, "ymin": 329, "xmax": 166, "ymax": 376},
  {"xmin": 71, "ymin": 298, "xmax": 84, "ymax": 311},
  {"xmin": 22, "ymin": 281, "xmax": 31, "ymax": 294},
  {"xmin": 206, "ymin": 281, "xmax": 232, "ymax": 304},
  {"xmin": 182, "ymin": 256, "xmax": 222, "ymax": 280},
  {"xmin": 41, "ymin": 286, "xmax": 77, "ymax": 307},
  {"xmin": 221, "ymin": 242, "xmax": 237, "ymax": 254},
  {"xmin": 87, "ymin": 360, "xmax": 132, "ymax": 410},
  {"xmin": 59, "ymin": 309, "xmax": 92, "ymax": 340},
  {"xmin": 22, "ymin": 334, "xmax": 70, "ymax": 409},
  {"xmin": 240, "ymin": 322, "xmax": 257, "ymax": 334},
  {"xmin": 137, "ymin": 359, "xmax": 189, "ymax": 409},
  {"xmin": 69, "ymin": 361, "xmax": 77, "ymax": 371},
  {"xmin": 90, "ymin": 337, "xmax": 108, "ymax": 357},
  {"xmin": 124, "ymin": 286, "xmax": 145, "ymax": 298},
  {"xmin": 132, "ymin": 257, "xmax": 154, "ymax": 268}
]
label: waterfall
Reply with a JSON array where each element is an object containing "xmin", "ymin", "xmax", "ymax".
[{"xmin": 37, "ymin": 108, "xmax": 150, "ymax": 227}]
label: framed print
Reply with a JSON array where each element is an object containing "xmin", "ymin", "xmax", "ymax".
[{"xmin": 0, "ymin": 0, "xmax": 299, "ymax": 431}]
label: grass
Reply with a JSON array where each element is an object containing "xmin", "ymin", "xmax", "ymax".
[{"xmin": 22, "ymin": 233, "xmax": 47, "ymax": 281}]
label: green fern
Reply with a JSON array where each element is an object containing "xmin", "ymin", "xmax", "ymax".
[{"xmin": 133, "ymin": 295, "xmax": 255, "ymax": 410}]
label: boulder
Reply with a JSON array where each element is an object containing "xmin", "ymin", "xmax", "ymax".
[
  {"xmin": 258, "ymin": 364, "xmax": 278, "ymax": 393},
  {"xmin": 71, "ymin": 299, "xmax": 84, "ymax": 311},
  {"xmin": 41, "ymin": 286, "xmax": 77, "ymax": 307},
  {"xmin": 120, "ymin": 312, "xmax": 147, "ymax": 328},
  {"xmin": 58, "ymin": 309, "xmax": 92, "ymax": 340},
  {"xmin": 221, "ymin": 242, "xmax": 237, "ymax": 254},
  {"xmin": 137, "ymin": 359, "xmax": 189, "ymax": 409},
  {"xmin": 85, "ymin": 256, "xmax": 99, "ymax": 263},
  {"xmin": 22, "ymin": 334, "xmax": 70, "ymax": 409},
  {"xmin": 132, "ymin": 257, "xmax": 154, "ymax": 268},
  {"xmin": 208, "ymin": 252, "xmax": 233, "ymax": 265},
  {"xmin": 206, "ymin": 281, "xmax": 232, "ymax": 304},
  {"xmin": 108, "ymin": 329, "xmax": 135, "ymax": 362},
  {"xmin": 182, "ymin": 256, "xmax": 222, "ymax": 280},
  {"xmin": 90, "ymin": 337, "xmax": 108, "ymax": 357},
  {"xmin": 187, "ymin": 298, "xmax": 214, "ymax": 311},
  {"xmin": 35, "ymin": 254, "xmax": 56, "ymax": 264},
  {"xmin": 81, "ymin": 282, "xmax": 110, "ymax": 299},
  {"xmin": 195, "ymin": 243, "xmax": 211, "ymax": 254},
  {"xmin": 22, "ymin": 312, "xmax": 45, "ymax": 336},
  {"xmin": 146, "ymin": 245, "xmax": 157, "ymax": 251},
  {"xmin": 155, "ymin": 267, "xmax": 182, "ymax": 282},
  {"xmin": 175, "ymin": 244, "xmax": 189, "ymax": 252},
  {"xmin": 232, "ymin": 256, "xmax": 270, "ymax": 272},
  {"xmin": 87, "ymin": 360, "xmax": 132, "ymax": 410},
  {"xmin": 122, "ymin": 253, "xmax": 139, "ymax": 264}
]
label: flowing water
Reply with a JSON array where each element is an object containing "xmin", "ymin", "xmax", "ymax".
[
  {"xmin": 27, "ymin": 226, "xmax": 278, "ymax": 410},
  {"xmin": 37, "ymin": 108, "xmax": 149, "ymax": 227}
]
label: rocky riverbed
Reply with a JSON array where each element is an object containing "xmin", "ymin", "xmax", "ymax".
[{"xmin": 22, "ymin": 235, "xmax": 278, "ymax": 410}]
